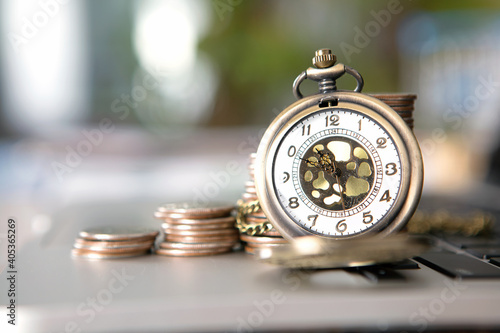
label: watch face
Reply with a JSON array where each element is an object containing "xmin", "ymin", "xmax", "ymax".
[{"xmin": 272, "ymin": 108, "xmax": 402, "ymax": 237}]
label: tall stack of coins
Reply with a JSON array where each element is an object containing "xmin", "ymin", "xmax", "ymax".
[
  {"xmin": 72, "ymin": 226, "xmax": 159, "ymax": 259},
  {"xmin": 369, "ymin": 93, "xmax": 417, "ymax": 131},
  {"xmin": 154, "ymin": 202, "xmax": 240, "ymax": 256},
  {"xmin": 237, "ymin": 153, "xmax": 289, "ymax": 254}
]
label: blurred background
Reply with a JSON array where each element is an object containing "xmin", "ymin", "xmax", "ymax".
[{"xmin": 2, "ymin": 0, "xmax": 500, "ymax": 244}]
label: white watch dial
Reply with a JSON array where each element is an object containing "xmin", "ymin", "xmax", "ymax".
[{"xmin": 272, "ymin": 108, "xmax": 402, "ymax": 237}]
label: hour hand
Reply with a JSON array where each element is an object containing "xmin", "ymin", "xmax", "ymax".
[{"xmin": 299, "ymin": 157, "xmax": 321, "ymax": 169}]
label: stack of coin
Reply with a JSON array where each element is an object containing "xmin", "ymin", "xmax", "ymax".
[
  {"xmin": 238, "ymin": 153, "xmax": 289, "ymax": 254},
  {"xmin": 369, "ymin": 93, "xmax": 417, "ymax": 131},
  {"xmin": 72, "ymin": 226, "xmax": 159, "ymax": 259},
  {"xmin": 154, "ymin": 202, "xmax": 240, "ymax": 256}
]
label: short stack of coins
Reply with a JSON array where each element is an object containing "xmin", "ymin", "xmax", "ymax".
[
  {"xmin": 154, "ymin": 202, "xmax": 240, "ymax": 256},
  {"xmin": 369, "ymin": 93, "xmax": 417, "ymax": 131},
  {"xmin": 72, "ymin": 226, "xmax": 158, "ymax": 259},
  {"xmin": 238, "ymin": 153, "xmax": 289, "ymax": 254}
]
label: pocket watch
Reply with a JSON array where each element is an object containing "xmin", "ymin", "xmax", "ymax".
[{"xmin": 254, "ymin": 49, "xmax": 423, "ymax": 241}]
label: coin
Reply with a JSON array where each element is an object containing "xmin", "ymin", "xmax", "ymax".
[
  {"xmin": 159, "ymin": 241, "xmax": 237, "ymax": 250},
  {"xmin": 245, "ymin": 188, "xmax": 257, "ymax": 194},
  {"xmin": 377, "ymin": 101, "xmax": 414, "ymax": 106},
  {"xmin": 260, "ymin": 229, "xmax": 283, "ymax": 237},
  {"xmin": 74, "ymin": 238, "xmax": 154, "ymax": 247},
  {"xmin": 244, "ymin": 245, "xmax": 259, "ymax": 255},
  {"xmin": 246, "ymin": 211, "xmax": 267, "ymax": 219},
  {"xmin": 391, "ymin": 107, "xmax": 414, "ymax": 113},
  {"xmin": 161, "ymin": 222, "xmax": 235, "ymax": 231},
  {"xmin": 73, "ymin": 243, "xmax": 153, "ymax": 253},
  {"xmin": 240, "ymin": 234, "xmax": 288, "ymax": 244},
  {"xmin": 71, "ymin": 248, "xmax": 150, "ymax": 259},
  {"xmin": 156, "ymin": 202, "xmax": 234, "ymax": 219},
  {"xmin": 242, "ymin": 193, "xmax": 258, "ymax": 201},
  {"xmin": 155, "ymin": 247, "xmax": 231, "ymax": 257},
  {"xmin": 79, "ymin": 226, "xmax": 159, "ymax": 241},
  {"xmin": 256, "ymin": 235, "xmax": 432, "ymax": 269},
  {"xmin": 74, "ymin": 238, "xmax": 154, "ymax": 250},
  {"xmin": 157, "ymin": 216, "xmax": 236, "ymax": 225},
  {"xmin": 163, "ymin": 228, "xmax": 239, "ymax": 237},
  {"xmin": 370, "ymin": 93, "xmax": 417, "ymax": 101},
  {"xmin": 393, "ymin": 113, "xmax": 414, "ymax": 118},
  {"xmin": 246, "ymin": 242, "xmax": 289, "ymax": 249},
  {"xmin": 245, "ymin": 215, "xmax": 268, "ymax": 223},
  {"xmin": 244, "ymin": 244, "xmax": 289, "ymax": 255},
  {"xmin": 165, "ymin": 234, "xmax": 240, "ymax": 244}
]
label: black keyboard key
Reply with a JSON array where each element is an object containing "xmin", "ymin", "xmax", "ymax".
[
  {"xmin": 443, "ymin": 236, "xmax": 500, "ymax": 249},
  {"xmin": 384, "ymin": 259, "xmax": 420, "ymax": 270},
  {"xmin": 490, "ymin": 257, "xmax": 500, "ymax": 267},
  {"xmin": 416, "ymin": 252, "xmax": 500, "ymax": 279},
  {"xmin": 465, "ymin": 246, "xmax": 500, "ymax": 259}
]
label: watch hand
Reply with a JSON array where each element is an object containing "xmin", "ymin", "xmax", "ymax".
[
  {"xmin": 312, "ymin": 149, "xmax": 346, "ymax": 213},
  {"xmin": 331, "ymin": 159, "xmax": 346, "ymax": 213},
  {"xmin": 300, "ymin": 155, "xmax": 325, "ymax": 171}
]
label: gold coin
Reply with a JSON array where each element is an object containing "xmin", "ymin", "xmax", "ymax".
[
  {"xmin": 79, "ymin": 226, "xmax": 159, "ymax": 241},
  {"xmin": 159, "ymin": 241, "xmax": 237, "ymax": 250},
  {"xmin": 240, "ymin": 234, "xmax": 288, "ymax": 244},
  {"xmin": 163, "ymin": 228, "xmax": 238, "ymax": 237},
  {"xmin": 165, "ymin": 234, "xmax": 240, "ymax": 244},
  {"xmin": 71, "ymin": 248, "xmax": 150, "ymax": 259},
  {"xmin": 155, "ymin": 247, "xmax": 231, "ymax": 257}
]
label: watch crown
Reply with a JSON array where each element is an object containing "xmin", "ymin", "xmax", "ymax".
[{"xmin": 312, "ymin": 49, "xmax": 337, "ymax": 68}]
